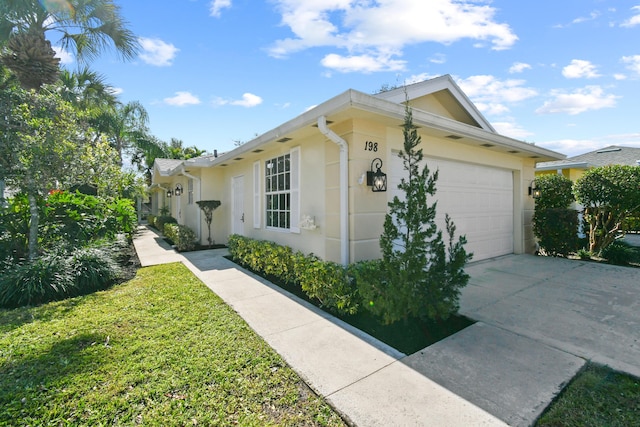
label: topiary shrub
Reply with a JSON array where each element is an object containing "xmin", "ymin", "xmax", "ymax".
[
  {"xmin": 601, "ymin": 240, "xmax": 639, "ymax": 266},
  {"xmin": 163, "ymin": 223, "xmax": 196, "ymax": 251},
  {"xmin": 147, "ymin": 214, "xmax": 156, "ymax": 228},
  {"xmin": 533, "ymin": 174, "xmax": 578, "ymax": 257}
]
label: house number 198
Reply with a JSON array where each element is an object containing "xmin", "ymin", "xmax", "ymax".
[{"xmin": 364, "ymin": 141, "xmax": 378, "ymax": 152}]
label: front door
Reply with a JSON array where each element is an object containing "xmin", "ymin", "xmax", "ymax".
[{"xmin": 232, "ymin": 175, "xmax": 245, "ymax": 235}]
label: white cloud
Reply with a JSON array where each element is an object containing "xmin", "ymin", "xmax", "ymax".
[
  {"xmin": 538, "ymin": 133, "xmax": 640, "ymax": 157},
  {"xmin": 535, "ymin": 86, "xmax": 618, "ymax": 115},
  {"xmin": 52, "ymin": 46, "xmax": 74, "ymax": 64},
  {"xmin": 562, "ymin": 59, "xmax": 601, "ymax": 79},
  {"xmin": 621, "ymin": 55, "xmax": 640, "ymax": 76},
  {"xmin": 429, "ymin": 53, "xmax": 447, "ymax": 64},
  {"xmin": 492, "ymin": 121, "xmax": 534, "ymax": 140},
  {"xmin": 572, "ymin": 11, "xmax": 601, "ymax": 25},
  {"xmin": 321, "ymin": 53, "xmax": 406, "ymax": 73},
  {"xmin": 621, "ymin": 5, "xmax": 640, "ymax": 27},
  {"xmin": 163, "ymin": 91, "xmax": 201, "ymax": 106},
  {"xmin": 139, "ymin": 37, "xmax": 179, "ymax": 67},
  {"xmin": 214, "ymin": 93, "xmax": 263, "ymax": 108},
  {"xmin": 268, "ymin": 0, "xmax": 517, "ymax": 73},
  {"xmin": 210, "ymin": 0, "xmax": 232, "ymax": 17},
  {"xmin": 613, "ymin": 73, "xmax": 628, "ymax": 80},
  {"xmin": 509, "ymin": 62, "xmax": 531, "ymax": 74},
  {"xmin": 456, "ymin": 75, "xmax": 538, "ymax": 115}
]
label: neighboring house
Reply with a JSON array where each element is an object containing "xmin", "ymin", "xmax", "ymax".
[
  {"xmin": 536, "ymin": 145, "xmax": 640, "ymax": 181},
  {"xmin": 150, "ymin": 74, "xmax": 563, "ymax": 265}
]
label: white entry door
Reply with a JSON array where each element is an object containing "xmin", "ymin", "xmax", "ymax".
[{"xmin": 232, "ymin": 175, "xmax": 245, "ymax": 235}]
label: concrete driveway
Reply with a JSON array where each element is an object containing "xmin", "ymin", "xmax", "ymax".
[{"xmin": 404, "ymin": 254, "xmax": 640, "ymax": 426}]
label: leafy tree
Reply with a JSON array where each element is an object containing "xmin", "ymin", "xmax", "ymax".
[
  {"xmin": 356, "ymin": 105, "xmax": 472, "ymax": 324},
  {"xmin": 58, "ymin": 67, "xmax": 117, "ymax": 113},
  {"xmin": 532, "ymin": 174, "xmax": 579, "ymax": 256},
  {"xmin": 574, "ymin": 165, "xmax": 640, "ymax": 254},
  {"xmin": 0, "ymin": 87, "xmax": 87, "ymax": 260}
]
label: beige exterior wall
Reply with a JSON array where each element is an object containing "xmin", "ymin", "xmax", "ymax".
[{"xmin": 153, "ymin": 115, "xmax": 541, "ymax": 262}]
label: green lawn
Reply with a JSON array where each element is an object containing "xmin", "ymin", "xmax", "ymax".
[
  {"xmin": 0, "ymin": 263, "xmax": 346, "ymax": 426},
  {"xmin": 536, "ymin": 364, "xmax": 640, "ymax": 427}
]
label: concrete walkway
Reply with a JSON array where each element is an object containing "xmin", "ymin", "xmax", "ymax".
[{"xmin": 133, "ymin": 226, "xmax": 640, "ymax": 426}]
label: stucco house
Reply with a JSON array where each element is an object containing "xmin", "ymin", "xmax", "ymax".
[
  {"xmin": 536, "ymin": 145, "xmax": 640, "ymax": 181},
  {"xmin": 150, "ymin": 74, "xmax": 563, "ymax": 265}
]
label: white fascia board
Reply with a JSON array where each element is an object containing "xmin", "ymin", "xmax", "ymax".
[
  {"xmin": 535, "ymin": 162, "xmax": 589, "ymax": 171},
  {"xmin": 373, "ymin": 74, "xmax": 496, "ymax": 133},
  {"xmin": 209, "ymin": 88, "xmax": 564, "ymax": 165}
]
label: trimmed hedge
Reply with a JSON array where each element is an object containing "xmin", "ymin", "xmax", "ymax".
[
  {"xmin": 163, "ymin": 223, "xmax": 196, "ymax": 252},
  {"xmin": 227, "ymin": 235, "xmax": 358, "ymax": 315},
  {"xmin": 154, "ymin": 215, "xmax": 177, "ymax": 231},
  {"xmin": 147, "ymin": 214, "xmax": 156, "ymax": 228}
]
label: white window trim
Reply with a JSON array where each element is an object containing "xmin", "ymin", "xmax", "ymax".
[{"xmin": 262, "ymin": 147, "xmax": 300, "ymax": 233}]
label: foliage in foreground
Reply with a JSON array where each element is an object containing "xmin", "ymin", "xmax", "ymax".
[
  {"xmin": 0, "ymin": 263, "xmax": 345, "ymax": 427},
  {"xmin": 536, "ymin": 364, "xmax": 640, "ymax": 427}
]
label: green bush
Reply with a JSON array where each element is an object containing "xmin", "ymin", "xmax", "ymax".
[
  {"xmin": 0, "ymin": 253, "xmax": 74, "ymax": 308},
  {"xmin": 154, "ymin": 215, "xmax": 177, "ymax": 232},
  {"xmin": 147, "ymin": 214, "xmax": 156, "ymax": 228},
  {"xmin": 533, "ymin": 174, "xmax": 578, "ymax": 257},
  {"xmin": 533, "ymin": 208, "xmax": 579, "ymax": 256},
  {"xmin": 163, "ymin": 223, "xmax": 196, "ymax": 251},
  {"xmin": 68, "ymin": 245, "xmax": 122, "ymax": 295},
  {"xmin": 227, "ymin": 235, "xmax": 358, "ymax": 315},
  {"xmin": 601, "ymin": 240, "xmax": 639, "ymax": 266},
  {"xmin": 0, "ymin": 241, "xmax": 127, "ymax": 309},
  {"xmin": 294, "ymin": 255, "xmax": 358, "ymax": 315}
]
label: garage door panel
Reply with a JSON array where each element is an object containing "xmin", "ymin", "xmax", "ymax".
[{"xmin": 390, "ymin": 154, "xmax": 514, "ymax": 261}]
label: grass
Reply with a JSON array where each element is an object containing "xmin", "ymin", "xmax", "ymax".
[
  {"xmin": 536, "ymin": 364, "xmax": 640, "ymax": 427},
  {"xmin": 0, "ymin": 263, "xmax": 346, "ymax": 426}
]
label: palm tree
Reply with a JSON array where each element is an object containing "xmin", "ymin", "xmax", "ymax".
[
  {"xmin": 0, "ymin": 0, "xmax": 138, "ymax": 90},
  {"xmin": 59, "ymin": 67, "xmax": 117, "ymax": 111},
  {"xmin": 94, "ymin": 100, "xmax": 150, "ymax": 166}
]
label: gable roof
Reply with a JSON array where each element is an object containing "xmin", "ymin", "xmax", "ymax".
[
  {"xmin": 536, "ymin": 145, "xmax": 640, "ymax": 171},
  {"xmin": 153, "ymin": 158, "xmax": 184, "ymax": 176},
  {"xmin": 153, "ymin": 75, "xmax": 564, "ymax": 177},
  {"xmin": 373, "ymin": 74, "xmax": 496, "ymax": 132}
]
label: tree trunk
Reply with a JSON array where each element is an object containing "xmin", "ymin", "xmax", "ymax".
[{"xmin": 27, "ymin": 190, "xmax": 39, "ymax": 261}]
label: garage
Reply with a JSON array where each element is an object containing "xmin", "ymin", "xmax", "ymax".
[{"xmin": 389, "ymin": 153, "xmax": 514, "ymax": 262}]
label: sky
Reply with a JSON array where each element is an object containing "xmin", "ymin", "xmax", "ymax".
[{"xmin": 53, "ymin": 0, "xmax": 640, "ymax": 158}]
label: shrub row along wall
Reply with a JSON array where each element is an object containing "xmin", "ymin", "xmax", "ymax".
[{"xmin": 228, "ymin": 235, "xmax": 359, "ymax": 316}]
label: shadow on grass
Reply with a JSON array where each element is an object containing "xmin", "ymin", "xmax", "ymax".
[
  {"xmin": 0, "ymin": 332, "xmax": 107, "ymax": 421},
  {"xmin": 0, "ymin": 298, "xmax": 85, "ymax": 334}
]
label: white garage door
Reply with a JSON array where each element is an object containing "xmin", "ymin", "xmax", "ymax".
[{"xmin": 389, "ymin": 154, "xmax": 513, "ymax": 262}]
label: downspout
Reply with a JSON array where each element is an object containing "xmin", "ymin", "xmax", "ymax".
[
  {"xmin": 317, "ymin": 116, "xmax": 349, "ymax": 265},
  {"xmin": 180, "ymin": 167, "xmax": 202, "ymax": 242}
]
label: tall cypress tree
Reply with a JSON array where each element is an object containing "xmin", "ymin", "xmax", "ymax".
[{"xmin": 358, "ymin": 104, "xmax": 472, "ymax": 324}]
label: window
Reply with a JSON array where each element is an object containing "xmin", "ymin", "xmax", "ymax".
[
  {"xmin": 187, "ymin": 178, "xmax": 194, "ymax": 205},
  {"xmin": 265, "ymin": 154, "xmax": 290, "ymax": 229},
  {"xmin": 262, "ymin": 148, "xmax": 300, "ymax": 233}
]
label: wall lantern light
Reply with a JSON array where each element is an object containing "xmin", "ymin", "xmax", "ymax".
[
  {"xmin": 528, "ymin": 181, "xmax": 541, "ymax": 199},
  {"xmin": 174, "ymin": 183, "xmax": 183, "ymax": 197},
  {"xmin": 366, "ymin": 158, "xmax": 387, "ymax": 192},
  {"xmin": 166, "ymin": 189, "xmax": 172, "ymax": 198}
]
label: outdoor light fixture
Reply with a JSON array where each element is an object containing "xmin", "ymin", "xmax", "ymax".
[
  {"xmin": 528, "ymin": 181, "xmax": 541, "ymax": 199},
  {"xmin": 166, "ymin": 189, "xmax": 172, "ymax": 198},
  {"xmin": 174, "ymin": 183, "xmax": 183, "ymax": 197},
  {"xmin": 366, "ymin": 158, "xmax": 387, "ymax": 192}
]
